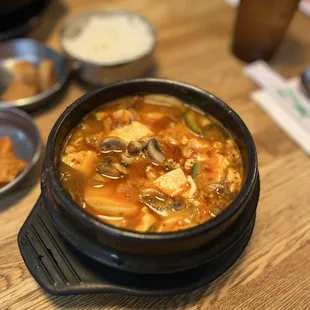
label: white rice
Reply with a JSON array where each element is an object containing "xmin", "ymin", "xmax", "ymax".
[{"xmin": 62, "ymin": 13, "xmax": 155, "ymax": 65}]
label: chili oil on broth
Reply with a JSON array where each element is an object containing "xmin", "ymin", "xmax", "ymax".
[{"xmin": 59, "ymin": 94, "xmax": 243, "ymax": 233}]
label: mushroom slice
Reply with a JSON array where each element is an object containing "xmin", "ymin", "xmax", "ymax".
[
  {"xmin": 139, "ymin": 188, "xmax": 186, "ymax": 216},
  {"xmin": 145, "ymin": 138, "xmax": 165, "ymax": 164},
  {"xmin": 171, "ymin": 197, "xmax": 186, "ymax": 211},
  {"xmin": 140, "ymin": 188, "xmax": 171, "ymax": 217},
  {"xmin": 113, "ymin": 163, "xmax": 129, "ymax": 175},
  {"xmin": 96, "ymin": 158, "xmax": 125, "ymax": 179},
  {"xmin": 138, "ymin": 138, "xmax": 149, "ymax": 150},
  {"xmin": 100, "ymin": 137, "xmax": 127, "ymax": 154},
  {"xmin": 121, "ymin": 153, "xmax": 135, "ymax": 165},
  {"xmin": 127, "ymin": 141, "xmax": 142, "ymax": 156}
]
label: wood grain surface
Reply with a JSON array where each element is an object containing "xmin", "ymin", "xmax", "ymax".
[{"xmin": 1, "ymin": 0, "xmax": 310, "ymax": 309}]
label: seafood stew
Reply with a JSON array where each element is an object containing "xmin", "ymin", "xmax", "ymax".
[{"xmin": 59, "ymin": 95, "xmax": 243, "ymax": 233}]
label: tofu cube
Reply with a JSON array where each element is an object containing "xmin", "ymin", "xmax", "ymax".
[
  {"xmin": 207, "ymin": 154, "xmax": 230, "ymax": 183},
  {"xmin": 84, "ymin": 186, "xmax": 139, "ymax": 217},
  {"xmin": 154, "ymin": 168, "xmax": 187, "ymax": 197},
  {"xmin": 109, "ymin": 121, "xmax": 153, "ymax": 143},
  {"xmin": 226, "ymin": 167, "xmax": 242, "ymax": 192},
  {"xmin": 61, "ymin": 150, "xmax": 97, "ymax": 177}
]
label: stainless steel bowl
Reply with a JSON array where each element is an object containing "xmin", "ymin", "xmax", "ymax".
[
  {"xmin": 0, "ymin": 38, "xmax": 69, "ymax": 111},
  {"xmin": 0, "ymin": 107, "xmax": 41, "ymax": 196},
  {"xmin": 60, "ymin": 11, "xmax": 156, "ymax": 85}
]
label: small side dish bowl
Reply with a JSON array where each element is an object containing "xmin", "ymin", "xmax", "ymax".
[
  {"xmin": 60, "ymin": 10, "xmax": 156, "ymax": 85},
  {"xmin": 0, "ymin": 38, "xmax": 69, "ymax": 111},
  {"xmin": 41, "ymin": 79, "xmax": 259, "ymax": 273},
  {"xmin": 0, "ymin": 107, "xmax": 41, "ymax": 196}
]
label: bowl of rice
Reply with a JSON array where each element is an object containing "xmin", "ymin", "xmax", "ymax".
[{"xmin": 60, "ymin": 10, "xmax": 156, "ymax": 85}]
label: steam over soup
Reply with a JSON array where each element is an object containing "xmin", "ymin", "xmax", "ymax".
[{"xmin": 59, "ymin": 95, "xmax": 243, "ymax": 232}]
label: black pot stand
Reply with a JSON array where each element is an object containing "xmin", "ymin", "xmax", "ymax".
[{"xmin": 18, "ymin": 195, "xmax": 257, "ymax": 297}]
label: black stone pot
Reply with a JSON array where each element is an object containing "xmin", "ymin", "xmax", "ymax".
[{"xmin": 41, "ymin": 78, "xmax": 259, "ymax": 274}]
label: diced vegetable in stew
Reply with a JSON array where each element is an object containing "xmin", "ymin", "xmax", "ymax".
[{"xmin": 59, "ymin": 95, "xmax": 243, "ymax": 232}]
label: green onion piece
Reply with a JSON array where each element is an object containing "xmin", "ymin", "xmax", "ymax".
[
  {"xmin": 184, "ymin": 110, "xmax": 202, "ymax": 135},
  {"xmin": 202, "ymin": 123, "xmax": 228, "ymax": 141},
  {"xmin": 192, "ymin": 163, "xmax": 201, "ymax": 180},
  {"xmin": 94, "ymin": 112, "xmax": 105, "ymax": 121}
]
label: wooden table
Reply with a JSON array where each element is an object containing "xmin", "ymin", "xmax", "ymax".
[{"xmin": 1, "ymin": 0, "xmax": 310, "ymax": 309}]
